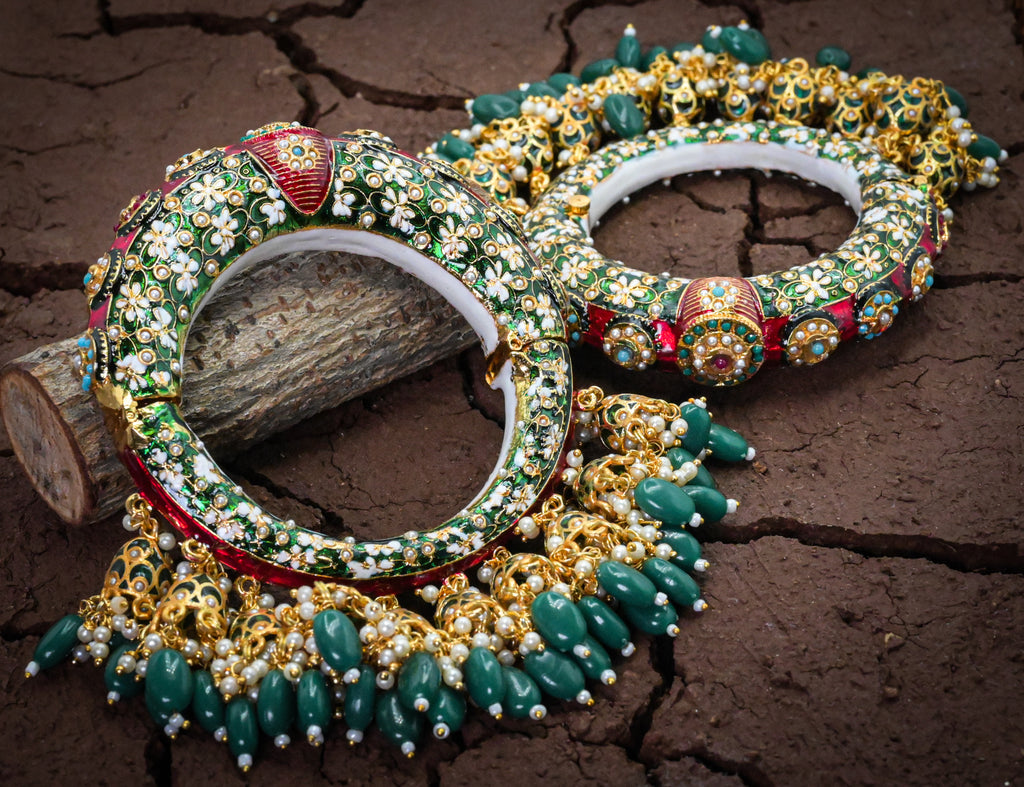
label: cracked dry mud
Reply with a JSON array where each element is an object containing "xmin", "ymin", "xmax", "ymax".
[{"xmin": 2, "ymin": 1, "xmax": 1023, "ymax": 785}]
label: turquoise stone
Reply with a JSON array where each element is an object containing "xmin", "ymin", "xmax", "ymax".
[
  {"xmin": 634, "ymin": 477, "xmax": 697, "ymax": 528},
  {"xmin": 471, "ymin": 93, "xmax": 521, "ymax": 124},
  {"xmin": 666, "ymin": 446, "xmax": 717, "ymax": 488},
  {"xmin": 571, "ymin": 634, "xmax": 613, "ymax": 682},
  {"xmin": 502, "ymin": 666, "xmax": 544, "ymax": 718},
  {"xmin": 531, "ymin": 591, "xmax": 587, "ymax": 652},
  {"xmin": 548, "ymin": 72, "xmax": 581, "ymax": 93},
  {"xmin": 577, "ymin": 595, "xmax": 630, "ymax": 652},
  {"xmin": 225, "ymin": 696, "xmax": 258, "ymax": 761},
  {"xmin": 397, "ymin": 651, "xmax": 441, "ymax": 712},
  {"xmin": 465, "ymin": 647, "xmax": 504, "ymax": 712},
  {"xmin": 815, "ymin": 46, "xmax": 852, "ymax": 71},
  {"xmin": 719, "ymin": 27, "xmax": 771, "ymax": 64},
  {"xmin": 620, "ymin": 599, "xmax": 679, "ymax": 636},
  {"xmin": 32, "ymin": 614, "xmax": 83, "ymax": 670},
  {"xmin": 707, "ymin": 422, "xmax": 750, "ymax": 462},
  {"xmin": 640, "ymin": 558, "xmax": 701, "ymax": 608},
  {"xmin": 603, "ymin": 94, "xmax": 645, "ymax": 138},
  {"xmin": 296, "ymin": 669, "xmax": 332, "ymax": 738},
  {"xmin": 145, "ymin": 648, "xmax": 194, "ymax": 722},
  {"xmin": 680, "ymin": 402, "xmax": 711, "ymax": 454},
  {"xmin": 596, "ymin": 560, "xmax": 658, "ymax": 607},
  {"xmin": 657, "ymin": 529, "xmax": 703, "ymax": 573},
  {"xmin": 682, "ymin": 485, "xmax": 730, "ymax": 523},
  {"xmin": 436, "ymin": 133, "xmax": 475, "ymax": 162},
  {"xmin": 428, "ymin": 685, "xmax": 466, "ymax": 737},
  {"xmin": 192, "ymin": 670, "xmax": 225, "ymax": 734},
  {"xmin": 344, "ymin": 665, "xmax": 376, "ymax": 736},
  {"xmin": 580, "ymin": 57, "xmax": 619, "ymax": 83},
  {"xmin": 104, "ymin": 643, "xmax": 143, "ymax": 701},
  {"xmin": 615, "ymin": 34, "xmax": 642, "ymax": 69},
  {"xmin": 257, "ymin": 669, "xmax": 296, "ymax": 738},
  {"xmin": 524, "ymin": 648, "xmax": 585, "ymax": 702},
  {"xmin": 313, "ymin": 609, "xmax": 361, "ymax": 674},
  {"xmin": 967, "ymin": 134, "xmax": 1001, "ymax": 161},
  {"xmin": 376, "ymin": 691, "xmax": 424, "ymax": 752}
]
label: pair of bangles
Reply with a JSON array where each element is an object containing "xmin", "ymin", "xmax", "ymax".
[{"xmin": 25, "ymin": 23, "xmax": 1003, "ymax": 769}]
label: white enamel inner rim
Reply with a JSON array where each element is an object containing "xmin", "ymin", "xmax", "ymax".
[
  {"xmin": 190, "ymin": 228, "xmax": 519, "ymax": 510},
  {"xmin": 583, "ymin": 138, "xmax": 864, "ymax": 235}
]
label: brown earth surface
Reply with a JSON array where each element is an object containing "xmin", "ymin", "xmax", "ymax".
[{"xmin": 2, "ymin": 1, "xmax": 1023, "ymax": 785}]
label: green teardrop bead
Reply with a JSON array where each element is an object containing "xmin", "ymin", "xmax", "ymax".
[
  {"xmin": 145, "ymin": 648, "xmax": 194, "ymax": 721},
  {"xmin": 577, "ymin": 595, "xmax": 631, "ymax": 652},
  {"xmin": 642, "ymin": 45, "xmax": 668, "ymax": 70},
  {"xmin": 548, "ymin": 72, "xmax": 581, "ymax": 93},
  {"xmin": 504, "ymin": 87, "xmax": 526, "ymax": 104},
  {"xmin": 967, "ymin": 134, "xmax": 1001, "ymax": 161},
  {"xmin": 397, "ymin": 651, "xmax": 441, "ymax": 712},
  {"xmin": 603, "ymin": 93, "xmax": 645, "ymax": 138},
  {"xmin": 531, "ymin": 591, "xmax": 587, "ymax": 652},
  {"xmin": 720, "ymin": 27, "xmax": 771, "ymax": 64},
  {"xmin": 502, "ymin": 666, "xmax": 545, "ymax": 719},
  {"xmin": 701, "ymin": 28, "xmax": 724, "ymax": 54},
  {"xmin": 464, "ymin": 647, "xmax": 504, "ymax": 713},
  {"xmin": 680, "ymin": 402, "xmax": 711, "ymax": 454},
  {"xmin": 666, "ymin": 446, "xmax": 717, "ymax": 488},
  {"xmin": 428, "ymin": 685, "xmax": 466, "ymax": 738},
  {"xmin": 634, "ymin": 477, "xmax": 697, "ymax": 528},
  {"xmin": 596, "ymin": 560, "xmax": 658, "ymax": 607},
  {"xmin": 615, "ymin": 34, "xmax": 642, "ymax": 69},
  {"xmin": 943, "ymin": 85, "xmax": 969, "ymax": 117},
  {"xmin": 344, "ymin": 665, "xmax": 377, "ymax": 735},
  {"xmin": 192, "ymin": 670, "xmax": 225, "ymax": 734},
  {"xmin": 31, "ymin": 614, "xmax": 83, "ymax": 671},
  {"xmin": 257, "ymin": 669, "xmax": 296, "ymax": 738},
  {"xmin": 682, "ymin": 485, "xmax": 731, "ymax": 523},
  {"xmin": 571, "ymin": 634, "xmax": 614, "ymax": 683},
  {"xmin": 815, "ymin": 45, "xmax": 852, "ymax": 71},
  {"xmin": 658, "ymin": 529, "xmax": 704, "ymax": 572},
  {"xmin": 471, "ymin": 93, "xmax": 521, "ymax": 124},
  {"xmin": 376, "ymin": 690, "xmax": 424, "ymax": 753},
  {"xmin": 525, "ymin": 81, "xmax": 560, "ymax": 99},
  {"xmin": 313, "ymin": 609, "xmax": 361, "ymax": 674},
  {"xmin": 640, "ymin": 558, "xmax": 702, "ymax": 608},
  {"xmin": 580, "ymin": 57, "xmax": 618, "ymax": 83},
  {"xmin": 620, "ymin": 599, "xmax": 680, "ymax": 636},
  {"xmin": 524, "ymin": 648, "xmax": 586, "ymax": 702},
  {"xmin": 436, "ymin": 133, "xmax": 475, "ymax": 163},
  {"xmin": 671, "ymin": 42, "xmax": 696, "ymax": 57},
  {"xmin": 225, "ymin": 695, "xmax": 259, "ymax": 761},
  {"xmin": 104, "ymin": 643, "xmax": 143, "ymax": 701},
  {"xmin": 707, "ymin": 421, "xmax": 751, "ymax": 462},
  {"xmin": 296, "ymin": 669, "xmax": 332, "ymax": 739}
]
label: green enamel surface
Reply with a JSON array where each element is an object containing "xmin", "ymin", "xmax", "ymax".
[
  {"xmin": 596, "ymin": 560, "xmax": 657, "ymax": 607},
  {"xmin": 682, "ymin": 485, "xmax": 730, "ymax": 523},
  {"xmin": 225, "ymin": 696, "xmax": 259, "ymax": 758},
  {"xmin": 296, "ymin": 669, "xmax": 332, "ymax": 733},
  {"xmin": 376, "ymin": 690, "xmax": 424, "ymax": 749},
  {"xmin": 602, "ymin": 94, "xmax": 646, "ymax": 138},
  {"xmin": 344, "ymin": 665, "xmax": 376, "ymax": 732},
  {"xmin": 658, "ymin": 529, "xmax": 703, "ymax": 572},
  {"xmin": 816, "ymin": 45, "xmax": 852, "ymax": 71},
  {"xmin": 465, "ymin": 647, "xmax": 504, "ymax": 709},
  {"xmin": 523, "ymin": 648, "xmax": 585, "ymax": 701},
  {"xmin": 640, "ymin": 558, "xmax": 701, "ymax": 607},
  {"xmin": 577, "ymin": 595, "xmax": 630, "ymax": 652},
  {"xmin": 192, "ymin": 669, "xmax": 225, "ymax": 733},
  {"xmin": 257, "ymin": 669, "xmax": 296, "ymax": 737},
  {"xmin": 32, "ymin": 614, "xmax": 83, "ymax": 670},
  {"xmin": 634, "ymin": 477, "xmax": 697, "ymax": 527},
  {"xmin": 397, "ymin": 651, "xmax": 441, "ymax": 711},
  {"xmin": 105, "ymin": 643, "xmax": 143, "ymax": 699},
  {"xmin": 145, "ymin": 648, "xmax": 194, "ymax": 718},
  {"xmin": 620, "ymin": 599, "xmax": 679, "ymax": 636},
  {"xmin": 706, "ymin": 422, "xmax": 749, "ymax": 462},
  {"xmin": 502, "ymin": 666, "xmax": 543, "ymax": 718},
  {"xmin": 313, "ymin": 609, "xmax": 361, "ymax": 673},
  {"xmin": 530, "ymin": 591, "xmax": 587, "ymax": 652}
]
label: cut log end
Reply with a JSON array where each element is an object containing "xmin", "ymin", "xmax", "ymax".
[{"xmin": 0, "ymin": 366, "xmax": 96, "ymax": 524}]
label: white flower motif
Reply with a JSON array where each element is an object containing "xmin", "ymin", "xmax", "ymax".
[
  {"xmin": 794, "ymin": 267, "xmax": 833, "ymax": 303},
  {"xmin": 210, "ymin": 207, "xmax": 238, "ymax": 255},
  {"xmin": 439, "ymin": 215, "xmax": 469, "ymax": 260},
  {"xmin": 533, "ymin": 292, "xmax": 558, "ymax": 331},
  {"xmin": 170, "ymin": 252, "xmax": 200, "ymax": 295},
  {"xmin": 149, "ymin": 306, "xmax": 177, "ymax": 349},
  {"xmin": 187, "ymin": 173, "xmax": 228, "ymax": 212},
  {"xmin": 608, "ymin": 274, "xmax": 647, "ymax": 308},
  {"xmin": 115, "ymin": 354, "xmax": 149, "ymax": 390},
  {"xmin": 332, "ymin": 185, "xmax": 356, "ymax": 218},
  {"xmin": 192, "ymin": 453, "xmax": 222, "ymax": 484},
  {"xmin": 381, "ymin": 187, "xmax": 416, "ymax": 234},
  {"xmin": 116, "ymin": 281, "xmax": 151, "ymax": 322},
  {"xmin": 444, "ymin": 187, "xmax": 475, "ymax": 221},
  {"xmin": 495, "ymin": 231, "xmax": 527, "ymax": 270},
  {"xmin": 558, "ymin": 255, "xmax": 594, "ymax": 287},
  {"xmin": 853, "ymin": 248, "xmax": 885, "ymax": 275},
  {"xmin": 260, "ymin": 188, "xmax": 287, "ymax": 226},
  {"xmin": 142, "ymin": 220, "xmax": 179, "ymax": 261},
  {"xmin": 372, "ymin": 156, "xmax": 415, "ymax": 187},
  {"xmin": 483, "ymin": 265, "xmax": 513, "ymax": 302}
]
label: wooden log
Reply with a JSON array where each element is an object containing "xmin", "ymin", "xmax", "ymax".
[{"xmin": 0, "ymin": 249, "xmax": 475, "ymax": 526}]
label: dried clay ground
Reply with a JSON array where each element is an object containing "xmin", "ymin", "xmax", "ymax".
[{"xmin": 2, "ymin": 1, "xmax": 1023, "ymax": 785}]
